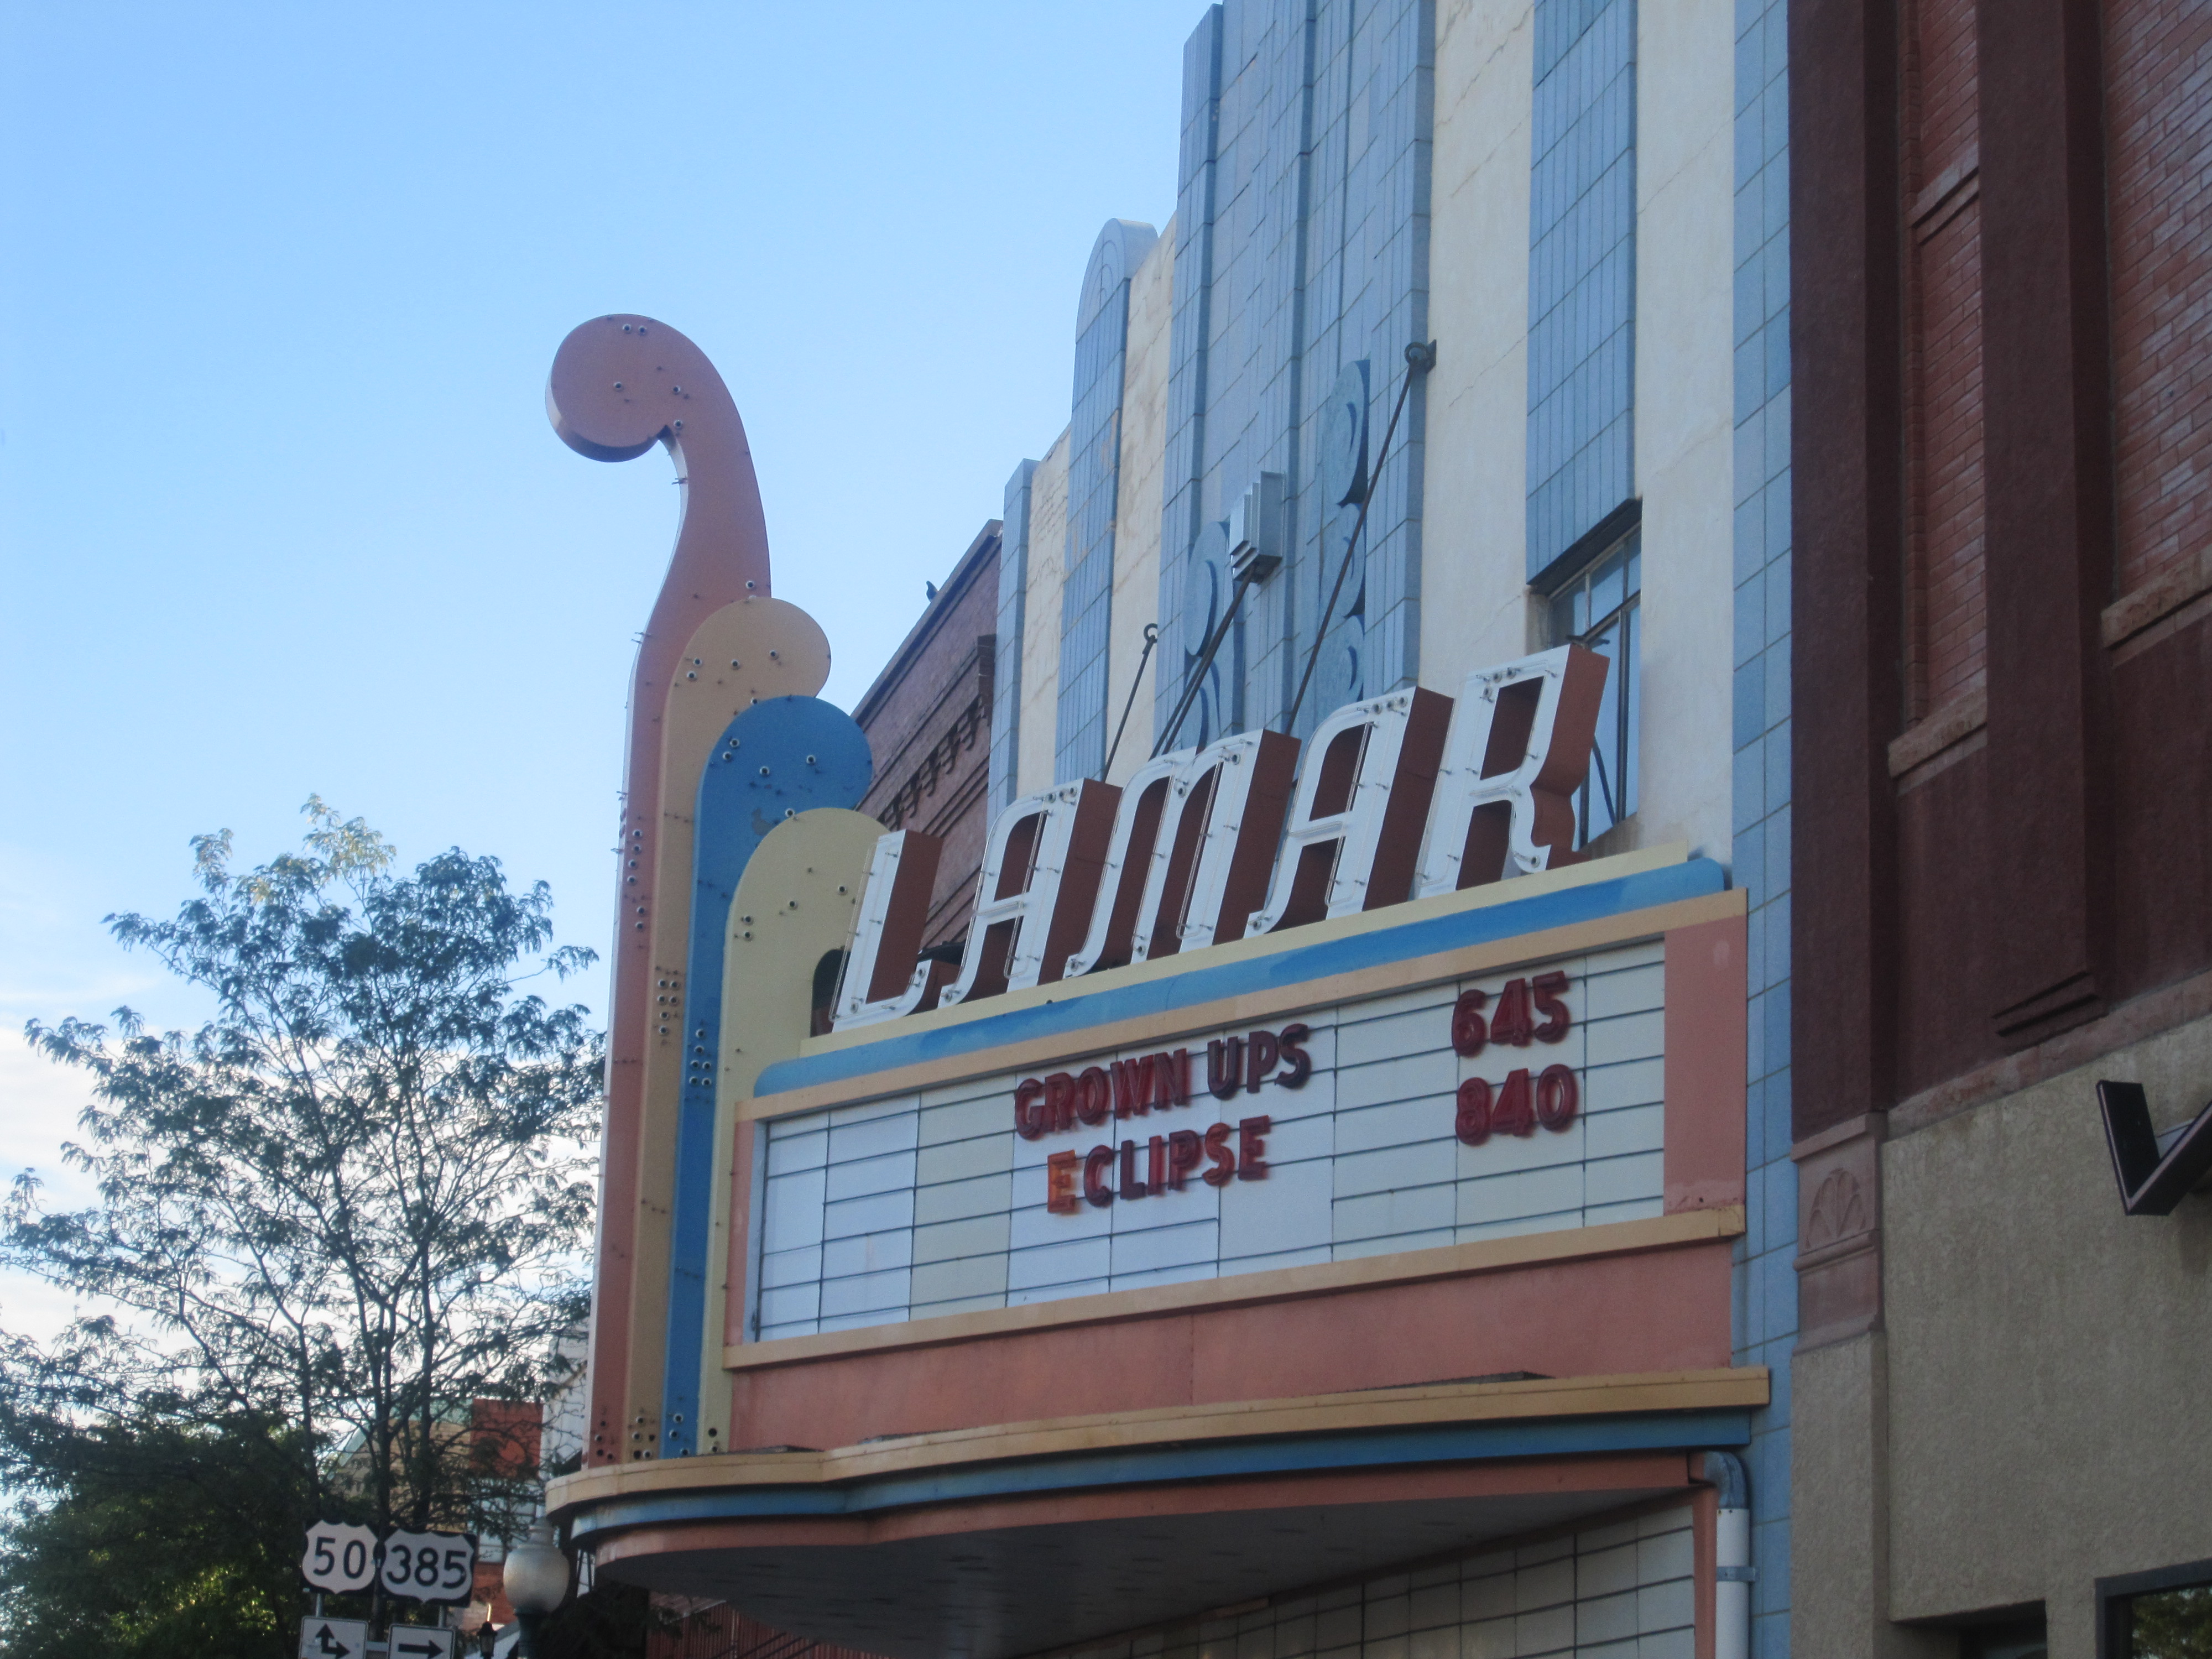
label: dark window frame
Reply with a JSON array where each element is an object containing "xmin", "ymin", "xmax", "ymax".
[
  {"xmin": 1543, "ymin": 513, "xmax": 1642, "ymax": 849},
  {"xmin": 2098, "ymin": 1558, "xmax": 2212, "ymax": 1658}
]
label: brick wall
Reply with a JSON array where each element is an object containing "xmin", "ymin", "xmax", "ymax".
[
  {"xmin": 1903, "ymin": 0, "xmax": 1985, "ymax": 718},
  {"xmin": 2106, "ymin": 0, "xmax": 2212, "ymax": 598},
  {"xmin": 852, "ymin": 526, "xmax": 1000, "ymax": 950},
  {"xmin": 468, "ymin": 1398, "xmax": 542, "ymax": 1478}
]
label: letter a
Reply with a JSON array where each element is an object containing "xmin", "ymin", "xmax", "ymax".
[
  {"xmin": 940, "ymin": 781, "xmax": 1119, "ymax": 1006},
  {"xmin": 1244, "ymin": 688, "xmax": 1454, "ymax": 936}
]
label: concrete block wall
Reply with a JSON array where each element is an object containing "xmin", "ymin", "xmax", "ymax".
[
  {"xmin": 991, "ymin": 461, "xmax": 1037, "ymax": 813},
  {"xmin": 1058, "ymin": 223, "xmax": 1160, "ymax": 785},
  {"xmin": 1728, "ymin": 0, "xmax": 1793, "ymax": 1648}
]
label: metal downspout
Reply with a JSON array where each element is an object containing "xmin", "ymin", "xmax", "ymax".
[{"xmin": 1705, "ymin": 1449, "xmax": 1754, "ymax": 1659}]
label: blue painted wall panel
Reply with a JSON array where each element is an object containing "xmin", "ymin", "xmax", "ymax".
[
  {"xmin": 1525, "ymin": 0, "xmax": 1637, "ymax": 581},
  {"xmin": 1157, "ymin": 0, "xmax": 1433, "ymax": 750},
  {"xmin": 659, "ymin": 696, "xmax": 872, "ymax": 1455},
  {"xmin": 1731, "ymin": 0, "xmax": 1794, "ymax": 1648},
  {"xmin": 1056, "ymin": 289, "xmax": 1132, "ymax": 783}
]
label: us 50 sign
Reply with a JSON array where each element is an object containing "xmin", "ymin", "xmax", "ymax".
[{"xmin": 301, "ymin": 1522, "xmax": 377, "ymax": 1593}]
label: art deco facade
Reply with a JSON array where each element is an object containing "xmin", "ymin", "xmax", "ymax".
[{"xmin": 541, "ymin": 1, "xmax": 1800, "ymax": 1655}]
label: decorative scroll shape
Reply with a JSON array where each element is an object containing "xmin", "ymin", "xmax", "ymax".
[
  {"xmin": 549, "ymin": 314, "xmax": 774, "ymax": 599},
  {"xmin": 547, "ymin": 314, "xmax": 789, "ymax": 1468}
]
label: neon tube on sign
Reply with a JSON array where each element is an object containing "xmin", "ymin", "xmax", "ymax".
[
  {"xmin": 1009, "ymin": 972, "xmax": 1584, "ymax": 1215},
  {"xmin": 1451, "ymin": 973, "xmax": 1580, "ymax": 1144},
  {"xmin": 830, "ymin": 646, "xmax": 1608, "ymax": 1034},
  {"xmin": 1013, "ymin": 1024, "xmax": 1312, "ymax": 1213}
]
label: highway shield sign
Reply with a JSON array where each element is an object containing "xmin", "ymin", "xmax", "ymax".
[
  {"xmin": 378, "ymin": 1528, "xmax": 477, "ymax": 1604},
  {"xmin": 301, "ymin": 1521, "xmax": 378, "ymax": 1593}
]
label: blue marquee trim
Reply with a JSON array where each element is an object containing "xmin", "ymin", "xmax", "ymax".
[
  {"xmin": 661, "ymin": 697, "xmax": 873, "ymax": 1458},
  {"xmin": 754, "ymin": 857, "xmax": 1725, "ymax": 1101},
  {"xmin": 572, "ymin": 1407, "xmax": 1751, "ymax": 1538}
]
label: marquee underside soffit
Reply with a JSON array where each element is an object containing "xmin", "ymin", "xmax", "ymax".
[
  {"xmin": 596, "ymin": 1480, "xmax": 1691, "ymax": 1659},
  {"xmin": 564, "ymin": 1383, "xmax": 1764, "ymax": 1659}
]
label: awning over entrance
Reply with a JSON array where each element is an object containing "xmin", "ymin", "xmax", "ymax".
[{"xmin": 557, "ymin": 1369, "xmax": 1764, "ymax": 1659}]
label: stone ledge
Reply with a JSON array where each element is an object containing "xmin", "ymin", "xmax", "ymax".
[{"xmin": 1887, "ymin": 685, "xmax": 1986, "ymax": 780}]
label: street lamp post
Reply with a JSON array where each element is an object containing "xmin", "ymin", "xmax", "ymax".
[{"xmin": 501, "ymin": 1522, "xmax": 570, "ymax": 1659}]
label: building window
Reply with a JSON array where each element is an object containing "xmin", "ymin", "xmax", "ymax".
[
  {"xmin": 2119, "ymin": 1581, "xmax": 2212, "ymax": 1657},
  {"xmin": 1547, "ymin": 528, "xmax": 1640, "ymax": 846},
  {"xmin": 1959, "ymin": 1622, "xmax": 2044, "ymax": 1659}
]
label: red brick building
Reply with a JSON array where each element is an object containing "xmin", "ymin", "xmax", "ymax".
[
  {"xmin": 1791, "ymin": 1, "xmax": 2212, "ymax": 1652},
  {"xmin": 849, "ymin": 521, "xmax": 1000, "ymax": 953}
]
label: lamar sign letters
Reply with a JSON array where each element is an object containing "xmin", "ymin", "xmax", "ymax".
[{"xmin": 832, "ymin": 644, "xmax": 1607, "ymax": 1030}]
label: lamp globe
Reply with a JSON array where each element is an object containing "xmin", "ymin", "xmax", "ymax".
[{"xmin": 503, "ymin": 1521, "xmax": 569, "ymax": 1657}]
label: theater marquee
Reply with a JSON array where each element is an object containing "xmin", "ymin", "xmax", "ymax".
[{"xmin": 728, "ymin": 825, "xmax": 1751, "ymax": 1366}]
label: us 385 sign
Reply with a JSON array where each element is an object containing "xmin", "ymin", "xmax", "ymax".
[{"xmin": 378, "ymin": 1528, "xmax": 478, "ymax": 1604}]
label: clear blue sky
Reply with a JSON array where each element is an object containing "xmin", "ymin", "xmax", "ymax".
[{"xmin": 0, "ymin": 1, "xmax": 1196, "ymax": 1331}]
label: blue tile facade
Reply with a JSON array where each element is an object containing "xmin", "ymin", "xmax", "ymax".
[
  {"xmin": 1157, "ymin": 0, "xmax": 1434, "ymax": 751},
  {"xmin": 990, "ymin": 458, "xmax": 1037, "ymax": 811},
  {"xmin": 1525, "ymin": 0, "xmax": 1637, "ymax": 582},
  {"xmin": 990, "ymin": 6, "xmax": 1791, "ymax": 1637},
  {"xmin": 1730, "ymin": 0, "xmax": 1794, "ymax": 1651},
  {"xmin": 1056, "ymin": 225, "xmax": 1153, "ymax": 784}
]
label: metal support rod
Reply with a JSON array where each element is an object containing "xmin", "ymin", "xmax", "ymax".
[
  {"xmin": 1152, "ymin": 571, "xmax": 1258, "ymax": 759},
  {"xmin": 1100, "ymin": 624, "xmax": 1160, "ymax": 779},
  {"xmin": 1280, "ymin": 340, "xmax": 1436, "ymax": 736}
]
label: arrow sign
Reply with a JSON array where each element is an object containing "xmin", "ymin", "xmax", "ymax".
[
  {"xmin": 390, "ymin": 1626, "xmax": 456, "ymax": 1659},
  {"xmin": 299, "ymin": 1618, "xmax": 368, "ymax": 1659}
]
